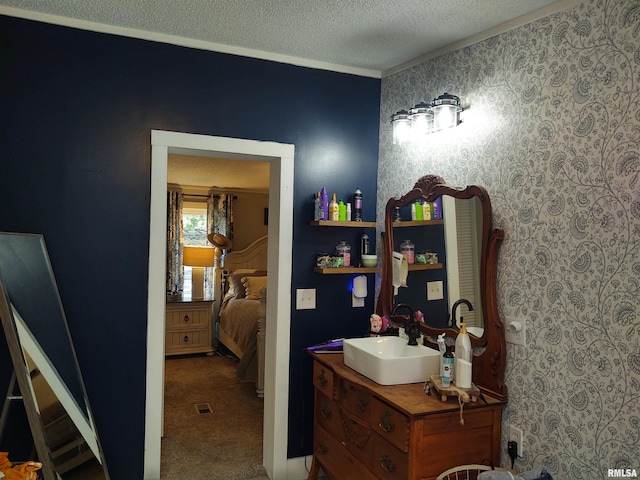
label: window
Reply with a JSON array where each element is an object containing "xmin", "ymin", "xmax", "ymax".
[{"xmin": 183, "ymin": 201, "xmax": 208, "ymax": 295}]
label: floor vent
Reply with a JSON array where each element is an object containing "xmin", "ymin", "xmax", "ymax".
[{"xmin": 194, "ymin": 402, "xmax": 212, "ymax": 415}]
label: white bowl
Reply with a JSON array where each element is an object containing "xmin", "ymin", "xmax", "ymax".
[{"xmin": 361, "ymin": 254, "xmax": 377, "ymax": 267}]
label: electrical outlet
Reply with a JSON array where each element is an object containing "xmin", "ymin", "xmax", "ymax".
[
  {"xmin": 296, "ymin": 289, "xmax": 316, "ymax": 310},
  {"xmin": 426, "ymin": 281, "xmax": 444, "ymax": 300},
  {"xmin": 504, "ymin": 316, "xmax": 526, "ymax": 346},
  {"xmin": 509, "ymin": 425, "xmax": 524, "ymax": 457}
]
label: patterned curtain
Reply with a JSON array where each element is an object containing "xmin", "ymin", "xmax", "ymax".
[
  {"xmin": 211, "ymin": 194, "xmax": 234, "ymax": 251},
  {"xmin": 204, "ymin": 194, "xmax": 234, "ymax": 297},
  {"xmin": 166, "ymin": 188, "xmax": 184, "ymax": 294}
]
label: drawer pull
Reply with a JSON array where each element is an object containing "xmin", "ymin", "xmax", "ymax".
[
  {"xmin": 380, "ymin": 454, "xmax": 396, "ymax": 472},
  {"xmin": 357, "ymin": 398, "xmax": 368, "ymax": 412},
  {"xmin": 378, "ymin": 411, "xmax": 395, "ymax": 433},
  {"xmin": 316, "ymin": 370, "xmax": 328, "ymax": 387},
  {"xmin": 320, "ymin": 405, "xmax": 332, "ymax": 418},
  {"xmin": 183, "ymin": 335, "xmax": 189, "ymax": 343},
  {"xmin": 183, "ymin": 314, "xmax": 190, "ymax": 323},
  {"xmin": 317, "ymin": 442, "xmax": 328, "ymax": 455}
]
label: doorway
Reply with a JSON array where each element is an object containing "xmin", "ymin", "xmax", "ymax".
[{"xmin": 145, "ymin": 130, "xmax": 294, "ymax": 480}]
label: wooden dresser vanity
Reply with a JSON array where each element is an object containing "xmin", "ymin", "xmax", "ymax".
[{"xmin": 308, "ymin": 352, "xmax": 506, "ymax": 480}]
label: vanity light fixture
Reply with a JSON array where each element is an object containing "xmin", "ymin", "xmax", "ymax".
[{"xmin": 391, "ymin": 92, "xmax": 463, "ymax": 145}]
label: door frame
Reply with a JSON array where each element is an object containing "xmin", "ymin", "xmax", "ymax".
[{"xmin": 145, "ymin": 130, "xmax": 294, "ymax": 479}]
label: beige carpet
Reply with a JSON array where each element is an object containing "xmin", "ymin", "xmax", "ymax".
[{"xmin": 161, "ymin": 354, "xmax": 269, "ymax": 480}]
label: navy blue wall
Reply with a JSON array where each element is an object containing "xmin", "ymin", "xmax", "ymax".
[{"xmin": 0, "ymin": 15, "xmax": 380, "ymax": 478}]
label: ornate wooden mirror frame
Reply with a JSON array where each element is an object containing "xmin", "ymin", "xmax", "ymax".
[{"xmin": 376, "ymin": 174, "xmax": 508, "ymax": 400}]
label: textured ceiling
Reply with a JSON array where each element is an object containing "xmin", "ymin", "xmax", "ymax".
[
  {"xmin": 0, "ymin": 0, "xmax": 579, "ymax": 76},
  {"xmin": 168, "ymin": 155, "xmax": 270, "ymax": 193}
]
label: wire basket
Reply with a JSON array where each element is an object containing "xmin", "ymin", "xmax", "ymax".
[{"xmin": 436, "ymin": 463, "xmax": 510, "ymax": 480}]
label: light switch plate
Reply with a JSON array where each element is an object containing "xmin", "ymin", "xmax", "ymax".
[
  {"xmin": 296, "ymin": 289, "xmax": 316, "ymax": 310},
  {"xmin": 427, "ymin": 281, "xmax": 444, "ymax": 300}
]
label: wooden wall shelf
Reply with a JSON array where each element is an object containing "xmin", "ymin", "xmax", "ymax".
[
  {"xmin": 310, "ymin": 220, "xmax": 376, "ymax": 228},
  {"xmin": 408, "ymin": 263, "xmax": 442, "ymax": 271},
  {"xmin": 391, "ymin": 219, "xmax": 444, "ymax": 227},
  {"xmin": 313, "ymin": 267, "xmax": 379, "ymax": 274}
]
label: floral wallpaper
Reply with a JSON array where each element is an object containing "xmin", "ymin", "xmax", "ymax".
[{"xmin": 378, "ymin": 0, "xmax": 640, "ymax": 476}]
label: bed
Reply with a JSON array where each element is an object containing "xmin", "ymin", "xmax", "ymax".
[{"xmin": 217, "ymin": 235, "xmax": 267, "ymax": 397}]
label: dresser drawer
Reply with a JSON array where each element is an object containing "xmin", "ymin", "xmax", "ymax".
[
  {"xmin": 420, "ymin": 408, "xmax": 501, "ymax": 479},
  {"xmin": 313, "ymin": 361, "xmax": 335, "ymax": 399},
  {"xmin": 166, "ymin": 306, "xmax": 210, "ymax": 329},
  {"xmin": 371, "ymin": 398, "xmax": 409, "ymax": 452},
  {"xmin": 315, "ymin": 391, "xmax": 342, "ymax": 441},
  {"xmin": 369, "ymin": 433, "xmax": 408, "ymax": 480},
  {"xmin": 339, "ymin": 378, "xmax": 372, "ymax": 422},
  {"xmin": 314, "ymin": 425, "xmax": 376, "ymax": 480},
  {"xmin": 165, "ymin": 329, "xmax": 210, "ymax": 352},
  {"xmin": 339, "ymin": 408, "xmax": 373, "ymax": 466}
]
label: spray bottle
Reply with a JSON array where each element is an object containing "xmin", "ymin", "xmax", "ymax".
[
  {"xmin": 353, "ymin": 188, "xmax": 363, "ymax": 221},
  {"xmin": 320, "ymin": 188, "xmax": 329, "ymax": 220}
]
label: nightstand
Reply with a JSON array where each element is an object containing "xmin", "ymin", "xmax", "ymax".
[{"xmin": 165, "ymin": 294, "xmax": 215, "ymax": 356}]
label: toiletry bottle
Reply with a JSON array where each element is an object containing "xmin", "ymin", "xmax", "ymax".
[
  {"xmin": 338, "ymin": 200, "xmax": 346, "ymax": 221},
  {"xmin": 415, "ymin": 201, "xmax": 423, "ymax": 221},
  {"xmin": 346, "ymin": 202, "xmax": 351, "ymax": 221},
  {"xmin": 411, "ymin": 203, "xmax": 416, "ymax": 220},
  {"xmin": 329, "ymin": 193, "xmax": 339, "ymax": 221},
  {"xmin": 394, "ymin": 206, "xmax": 401, "ymax": 222},
  {"xmin": 454, "ymin": 322, "xmax": 472, "ymax": 388},
  {"xmin": 400, "ymin": 239, "xmax": 415, "ymax": 264},
  {"xmin": 422, "ymin": 201, "xmax": 432, "ymax": 220},
  {"xmin": 353, "ymin": 188, "xmax": 363, "ymax": 221},
  {"xmin": 320, "ymin": 188, "xmax": 329, "ymax": 220},
  {"xmin": 437, "ymin": 333, "xmax": 446, "ymax": 378},
  {"xmin": 314, "ymin": 192, "xmax": 321, "ymax": 221},
  {"xmin": 360, "ymin": 233, "xmax": 370, "ymax": 256},
  {"xmin": 336, "ymin": 241, "xmax": 351, "ymax": 267},
  {"xmin": 442, "ymin": 346, "xmax": 454, "ymax": 387},
  {"xmin": 433, "ymin": 196, "xmax": 442, "ymax": 220}
]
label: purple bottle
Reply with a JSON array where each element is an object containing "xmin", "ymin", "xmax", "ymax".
[
  {"xmin": 433, "ymin": 196, "xmax": 442, "ymax": 220},
  {"xmin": 320, "ymin": 187, "xmax": 329, "ymax": 220}
]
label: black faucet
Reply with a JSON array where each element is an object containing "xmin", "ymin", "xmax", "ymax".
[
  {"xmin": 392, "ymin": 303, "xmax": 420, "ymax": 346},
  {"xmin": 450, "ymin": 299, "xmax": 474, "ymax": 327}
]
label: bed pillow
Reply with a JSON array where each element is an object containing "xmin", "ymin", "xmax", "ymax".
[
  {"xmin": 228, "ymin": 270, "xmax": 266, "ymax": 298},
  {"xmin": 241, "ymin": 276, "xmax": 268, "ymax": 300}
]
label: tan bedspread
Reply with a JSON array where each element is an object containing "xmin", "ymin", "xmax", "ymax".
[{"xmin": 219, "ymin": 295, "xmax": 260, "ymax": 382}]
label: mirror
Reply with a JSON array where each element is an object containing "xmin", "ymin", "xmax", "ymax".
[
  {"xmin": 377, "ymin": 175, "xmax": 507, "ymax": 400},
  {"xmin": 0, "ymin": 232, "xmax": 109, "ymax": 479}
]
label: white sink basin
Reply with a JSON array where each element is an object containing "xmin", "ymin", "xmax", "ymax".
[{"xmin": 343, "ymin": 336, "xmax": 440, "ymax": 385}]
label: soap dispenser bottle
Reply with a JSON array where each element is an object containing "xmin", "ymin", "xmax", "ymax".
[{"xmin": 454, "ymin": 322, "xmax": 472, "ymax": 388}]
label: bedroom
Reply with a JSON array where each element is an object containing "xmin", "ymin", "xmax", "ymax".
[{"xmin": 165, "ymin": 153, "xmax": 270, "ymax": 475}]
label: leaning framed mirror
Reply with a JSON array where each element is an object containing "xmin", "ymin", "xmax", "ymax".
[
  {"xmin": 376, "ymin": 174, "xmax": 507, "ymax": 400},
  {"xmin": 0, "ymin": 232, "xmax": 109, "ymax": 479}
]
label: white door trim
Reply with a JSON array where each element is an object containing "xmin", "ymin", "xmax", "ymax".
[{"xmin": 145, "ymin": 130, "xmax": 294, "ymax": 479}]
